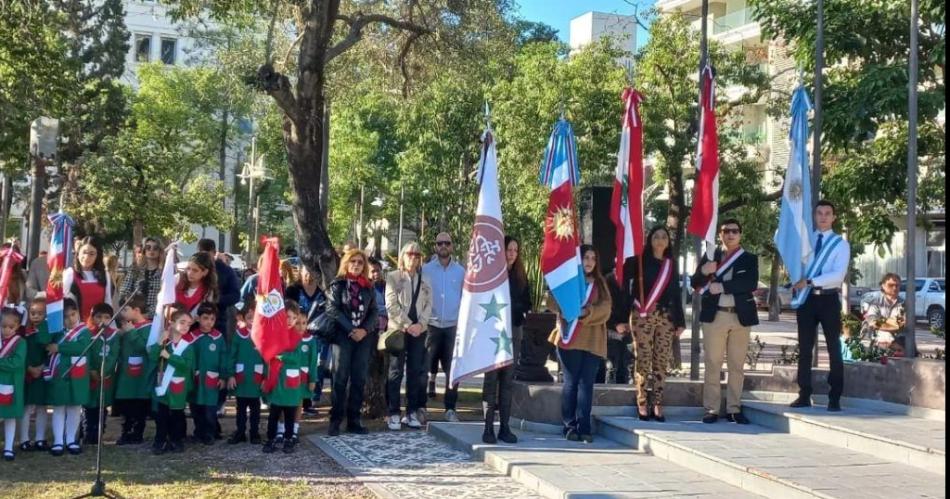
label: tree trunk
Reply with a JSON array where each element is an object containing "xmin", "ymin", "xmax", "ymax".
[
  {"xmin": 132, "ymin": 220, "xmax": 144, "ymax": 248},
  {"xmin": 768, "ymin": 251, "xmax": 781, "ymax": 321},
  {"xmin": 363, "ymin": 343, "xmax": 387, "ymax": 419},
  {"xmin": 218, "ymin": 106, "xmax": 230, "ymax": 252},
  {"xmin": 666, "ymin": 167, "xmax": 687, "ymax": 372}
]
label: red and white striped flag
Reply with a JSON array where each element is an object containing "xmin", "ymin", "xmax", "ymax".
[
  {"xmin": 686, "ymin": 64, "xmax": 720, "ymax": 258},
  {"xmin": 610, "ymin": 88, "xmax": 645, "ymax": 285}
]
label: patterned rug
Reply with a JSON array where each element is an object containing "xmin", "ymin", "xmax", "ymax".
[{"xmin": 310, "ymin": 430, "xmax": 540, "ymax": 499}]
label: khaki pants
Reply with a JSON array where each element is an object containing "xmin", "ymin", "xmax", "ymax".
[{"xmin": 702, "ymin": 311, "xmax": 751, "ymax": 415}]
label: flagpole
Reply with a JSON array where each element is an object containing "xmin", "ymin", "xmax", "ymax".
[
  {"xmin": 811, "ymin": 0, "xmax": 824, "ymax": 199},
  {"xmin": 687, "ymin": 0, "xmax": 710, "ymax": 382},
  {"xmin": 904, "ymin": 0, "xmax": 919, "ymax": 358}
]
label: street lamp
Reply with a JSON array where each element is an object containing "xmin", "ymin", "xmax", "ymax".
[{"xmin": 237, "ymin": 137, "xmax": 271, "ymax": 264}]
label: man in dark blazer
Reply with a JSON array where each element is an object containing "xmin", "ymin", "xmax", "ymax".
[{"xmin": 691, "ymin": 218, "xmax": 758, "ymax": 424}]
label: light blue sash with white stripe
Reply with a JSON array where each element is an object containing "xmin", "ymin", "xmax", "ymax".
[{"xmin": 791, "ymin": 233, "xmax": 843, "ymax": 309}]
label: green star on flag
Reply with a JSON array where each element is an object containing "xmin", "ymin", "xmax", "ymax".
[
  {"xmin": 490, "ymin": 328, "xmax": 513, "ymax": 355},
  {"xmin": 479, "ymin": 295, "xmax": 508, "ymax": 323}
]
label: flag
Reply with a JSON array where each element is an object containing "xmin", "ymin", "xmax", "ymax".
[
  {"xmin": 0, "ymin": 247, "xmax": 24, "ymax": 307},
  {"xmin": 251, "ymin": 237, "xmax": 299, "ymax": 392},
  {"xmin": 45, "ymin": 212, "xmax": 75, "ymax": 334},
  {"xmin": 539, "ymin": 118, "xmax": 587, "ymax": 345},
  {"xmin": 147, "ymin": 243, "xmax": 179, "ymax": 347},
  {"xmin": 450, "ymin": 128, "xmax": 513, "ymax": 386},
  {"xmin": 610, "ymin": 88, "xmax": 646, "ymax": 285},
  {"xmin": 774, "ymin": 86, "xmax": 814, "ymax": 287},
  {"xmin": 686, "ymin": 65, "xmax": 721, "ymax": 258}
]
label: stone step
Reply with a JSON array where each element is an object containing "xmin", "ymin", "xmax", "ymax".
[
  {"xmin": 596, "ymin": 415, "xmax": 946, "ymax": 499},
  {"xmin": 429, "ymin": 421, "xmax": 762, "ymax": 499},
  {"xmin": 741, "ymin": 394, "xmax": 946, "ymax": 474}
]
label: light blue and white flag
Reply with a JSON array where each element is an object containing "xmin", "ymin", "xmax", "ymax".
[{"xmin": 774, "ymin": 86, "xmax": 814, "ymax": 297}]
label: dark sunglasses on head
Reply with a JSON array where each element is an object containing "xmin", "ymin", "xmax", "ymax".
[
  {"xmin": 144, "ymin": 245, "xmax": 160, "ymax": 250},
  {"xmin": 720, "ymin": 228, "xmax": 741, "ymax": 235},
  {"xmin": 436, "ymin": 241, "xmax": 452, "ymax": 247}
]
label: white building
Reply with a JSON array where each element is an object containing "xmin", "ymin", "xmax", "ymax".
[{"xmin": 569, "ymin": 11, "xmax": 638, "ymax": 64}]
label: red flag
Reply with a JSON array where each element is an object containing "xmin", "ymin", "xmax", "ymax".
[
  {"xmin": 686, "ymin": 65, "xmax": 720, "ymax": 259},
  {"xmin": 251, "ymin": 237, "xmax": 299, "ymax": 393},
  {"xmin": 0, "ymin": 247, "xmax": 24, "ymax": 308},
  {"xmin": 610, "ymin": 88, "xmax": 645, "ymax": 286}
]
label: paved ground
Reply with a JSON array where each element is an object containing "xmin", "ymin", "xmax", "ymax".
[{"xmin": 310, "ymin": 430, "xmax": 541, "ymax": 499}]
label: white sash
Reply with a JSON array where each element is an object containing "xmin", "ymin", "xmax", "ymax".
[
  {"xmin": 0, "ymin": 335, "xmax": 20, "ymax": 358},
  {"xmin": 559, "ymin": 283, "xmax": 595, "ymax": 346},
  {"xmin": 791, "ymin": 233, "xmax": 844, "ymax": 309},
  {"xmin": 156, "ymin": 336, "xmax": 193, "ymax": 397},
  {"xmin": 633, "ymin": 258, "xmax": 673, "ymax": 318},
  {"xmin": 701, "ymin": 249, "xmax": 745, "ymax": 294}
]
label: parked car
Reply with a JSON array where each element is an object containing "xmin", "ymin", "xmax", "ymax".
[
  {"xmin": 753, "ymin": 281, "xmax": 793, "ymax": 310},
  {"xmin": 900, "ymin": 278, "xmax": 946, "ymax": 330},
  {"xmin": 847, "ymin": 286, "xmax": 872, "ymax": 314}
]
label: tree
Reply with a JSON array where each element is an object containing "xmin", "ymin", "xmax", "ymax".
[
  {"xmin": 750, "ymin": 0, "xmax": 946, "ymax": 257},
  {"xmin": 171, "ymin": 0, "xmax": 516, "ymax": 286}
]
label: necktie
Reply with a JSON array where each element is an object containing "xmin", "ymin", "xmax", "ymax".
[{"xmin": 815, "ymin": 233, "xmax": 824, "ymax": 255}]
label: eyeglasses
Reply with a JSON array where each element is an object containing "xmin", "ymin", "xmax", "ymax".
[
  {"xmin": 720, "ymin": 228, "xmax": 741, "ymax": 235},
  {"xmin": 349, "ymin": 260, "xmax": 365, "ymax": 266},
  {"xmin": 436, "ymin": 241, "xmax": 452, "ymax": 247},
  {"xmin": 144, "ymin": 245, "xmax": 160, "ymax": 251}
]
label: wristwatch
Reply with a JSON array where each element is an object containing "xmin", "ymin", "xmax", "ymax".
[{"xmin": 806, "ymin": 279, "xmax": 813, "ymax": 286}]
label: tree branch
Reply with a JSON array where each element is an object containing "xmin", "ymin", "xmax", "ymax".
[
  {"xmin": 326, "ymin": 12, "xmax": 433, "ymax": 63},
  {"xmin": 256, "ymin": 63, "xmax": 299, "ymax": 124},
  {"xmin": 719, "ymin": 186, "xmax": 784, "ymax": 214}
]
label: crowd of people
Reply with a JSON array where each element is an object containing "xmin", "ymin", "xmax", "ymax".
[{"xmin": 0, "ymin": 199, "xmax": 911, "ymax": 460}]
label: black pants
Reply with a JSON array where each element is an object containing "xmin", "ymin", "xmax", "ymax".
[
  {"xmin": 330, "ymin": 334, "xmax": 372, "ymax": 423},
  {"xmin": 83, "ymin": 405, "xmax": 107, "ymax": 441},
  {"xmin": 154, "ymin": 403, "xmax": 186, "ymax": 446},
  {"xmin": 797, "ymin": 293, "xmax": 844, "ymax": 401},
  {"xmin": 117, "ymin": 398, "xmax": 149, "ymax": 439},
  {"xmin": 190, "ymin": 403, "xmax": 218, "ymax": 439},
  {"xmin": 387, "ymin": 331, "xmax": 428, "ymax": 416},
  {"xmin": 266, "ymin": 405, "xmax": 296, "ymax": 441},
  {"xmin": 426, "ymin": 325, "xmax": 459, "ymax": 410},
  {"xmin": 597, "ymin": 338, "xmax": 632, "ymax": 384},
  {"xmin": 482, "ymin": 326, "xmax": 522, "ymax": 426},
  {"xmin": 235, "ymin": 397, "xmax": 261, "ymax": 437}
]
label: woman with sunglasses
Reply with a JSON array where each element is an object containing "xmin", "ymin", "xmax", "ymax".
[
  {"xmin": 117, "ymin": 237, "xmax": 165, "ymax": 317},
  {"xmin": 323, "ymin": 249, "xmax": 378, "ymax": 436},
  {"xmin": 384, "ymin": 242, "xmax": 432, "ymax": 431}
]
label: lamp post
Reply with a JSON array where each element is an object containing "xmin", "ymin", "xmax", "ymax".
[
  {"xmin": 904, "ymin": 0, "xmax": 920, "ymax": 358},
  {"xmin": 27, "ymin": 117, "xmax": 59, "ymax": 262},
  {"xmin": 238, "ymin": 137, "xmax": 269, "ymax": 265}
]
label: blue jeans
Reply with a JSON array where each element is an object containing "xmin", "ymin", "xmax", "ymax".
[{"xmin": 558, "ymin": 347, "xmax": 601, "ymax": 435}]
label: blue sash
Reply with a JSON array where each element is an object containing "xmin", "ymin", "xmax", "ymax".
[{"xmin": 791, "ymin": 234, "xmax": 843, "ymax": 309}]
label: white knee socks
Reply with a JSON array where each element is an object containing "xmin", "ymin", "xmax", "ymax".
[
  {"xmin": 65, "ymin": 406, "xmax": 81, "ymax": 445},
  {"xmin": 18, "ymin": 406, "xmax": 48, "ymax": 442},
  {"xmin": 35, "ymin": 406, "xmax": 48, "ymax": 441},
  {"xmin": 52, "ymin": 406, "xmax": 66, "ymax": 446},
  {"xmin": 3, "ymin": 418, "xmax": 14, "ymax": 452},
  {"xmin": 19, "ymin": 406, "xmax": 33, "ymax": 442},
  {"xmin": 51, "ymin": 406, "xmax": 82, "ymax": 446}
]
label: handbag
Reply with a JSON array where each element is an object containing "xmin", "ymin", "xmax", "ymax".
[
  {"xmin": 310, "ymin": 311, "xmax": 337, "ymax": 344},
  {"xmin": 377, "ymin": 329, "xmax": 405, "ymax": 353}
]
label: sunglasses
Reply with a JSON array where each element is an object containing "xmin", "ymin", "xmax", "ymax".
[
  {"xmin": 436, "ymin": 241, "xmax": 452, "ymax": 247},
  {"xmin": 407, "ymin": 252, "xmax": 422, "ymax": 257},
  {"xmin": 144, "ymin": 245, "xmax": 160, "ymax": 250},
  {"xmin": 720, "ymin": 228, "xmax": 741, "ymax": 235}
]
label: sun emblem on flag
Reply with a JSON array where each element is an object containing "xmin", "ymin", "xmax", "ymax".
[
  {"xmin": 547, "ymin": 205, "xmax": 575, "ymax": 241},
  {"xmin": 789, "ymin": 181, "xmax": 803, "ymax": 201}
]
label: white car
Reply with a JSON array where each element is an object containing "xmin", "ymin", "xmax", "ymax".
[{"xmin": 901, "ymin": 278, "xmax": 946, "ymax": 330}]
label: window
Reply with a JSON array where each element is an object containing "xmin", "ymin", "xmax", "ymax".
[
  {"xmin": 135, "ymin": 34, "xmax": 151, "ymax": 63},
  {"xmin": 160, "ymin": 38, "xmax": 177, "ymax": 65}
]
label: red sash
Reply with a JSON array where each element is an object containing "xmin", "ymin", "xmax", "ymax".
[
  {"xmin": 634, "ymin": 258, "xmax": 673, "ymax": 318},
  {"xmin": 176, "ymin": 285, "xmax": 206, "ymax": 315},
  {"xmin": 0, "ymin": 335, "xmax": 21, "ymax": 358}
]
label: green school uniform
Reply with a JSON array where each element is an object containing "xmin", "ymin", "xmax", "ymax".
[
  {"xmin": 191, "ymin": 329, "xmax": 228, "ymax": 406},
  {"xmin": 150, "ymin": 332, "xmax": 196, "ymax": 410},
  {"xmin": 229, "ymin": 328, "xmax": 264, "ymax": 399},
  {"xmin": 0, "ymin": 335, "xmax": 27, "ymax": 419},
  {"xmin": 115, "ymin": 322, "xmax": 153, "ymax": 400},
  {"xmin": 264, "ymin": 348, "xmax": 302, "ymax": 408},
  {"xmin": 23, "ymin": 321, "xmax": 51, "ymax": 406},
  {"xmin": 297, "ymin": 332, "xmax": 318, "ymax": 400},
  {"xmin": 46, "ymin": 324, "xmax": 93, "ymax": 407},
  {"xmin": 85, "ymin": 327, "xmax": 120, "ymax": 408}
]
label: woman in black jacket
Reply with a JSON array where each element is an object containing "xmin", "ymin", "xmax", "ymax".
[
  {"xmin": 323, "ymin": 249, "xmax": 378, "ymax": 436},
  {"xmin": 481, "ymin": 236, "xmax": 532, "ymax": 444},
  {"xmin": 622, "ymin": 226, "xmax": 685, "ymax": 422}
]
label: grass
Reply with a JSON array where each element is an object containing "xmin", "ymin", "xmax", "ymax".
[{"xmin": 1, "ymin": 386, "xmax": 489, "ymax": 498}]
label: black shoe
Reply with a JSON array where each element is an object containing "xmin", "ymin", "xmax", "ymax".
[
  {"xmin": 482, "ymin": 426, "xmax": 497, "ymax": 444},
  {"xmin": 427, "ymin": 380, "xmax": 437, "ymax": 399},
  {"xmin": 789, "ymin": 396, "xmax": 812, "ymax": 408},
  {"xmin": 303, "ymin": 407, "xmax": 319, "ymax": 416},
  {"xmin": 726, "ymin": 413, "xmax": 750, "ymax": 425},
  {"xmin": 3, "ymin": 450, "xmax": 14, "ymax": 462},
  {"xmin": 652, "ymin": 407, "xmax": 666, "ymax": 423},
  {"xmin": 637, "ymin": 407, "xmax": 651, "ymax": 421},
  {"xmin": 827, "ymin": 400, "xmax": 842, "ymax": 412},
  {"xmin": 580, "ymin": 434, "xmax": 594, "ymax": 443},
  {"xmin": 128, "ymin": 435, "xmax": 145, "ymax": 445},
  {"xmin": 274, "ymin": 434, "xmax": 284, "ymax": 444},
  {"xmin": 50, "ymin": 444, "xmax": 65, "ymax": 457},
  {"xmin": 115, "ymin": 434, "xmax": 134, "ymax": 446},
  {"xmin": 171, "ymin": 441, "xmax": 185, "ymax": 453},
  {"xmin": 249, "ymin": 434, "xmax": 261, "ymax": 445},
  {"xmin": 227, "ymin": 432, "xmax": 247, "ymax": 444},
  {"xmin": 565, "ymin": 428, "xmax": 581, "ymax": 441},
  {"xmin": 346, "ymin": 422, "xmax": 369, "ymax": 435},
  {"xmin": 702, "ymin": 413, "xmax": 719, "ymax": 424},
  {"xmin": 328, "ymin": 421, "xmax": 341, "ymax": 437},
  {"xmin": 282, "ymin": 439, "xmax": 296, "ymax": 454},
  {"xmin": 19, "ymin": 441, "xmax": 33, "ymax": 452},
  {"xmin": 151, "ymin": 444, "xmax": 166, "ymax": 455},
  {"xmin": 201, "ymin": 436, "xmax": 214, "ymax": 446},
  {"xmin": 497, "ymin": 427, "xmax": 518, "ymax": 444},
  {"xmin": 34, "ymin": 440, "xmax": 49, "ymax": 452},
  {"xmin": 67, "ymin": 442, "xmax": 82, "ymax": 455},
  {"xmin": 262, "ymin": 440, "xmax": 277, "ymax": 453}
]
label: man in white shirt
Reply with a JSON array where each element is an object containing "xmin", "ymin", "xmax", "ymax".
[{"xmin": 791, "ymin": 200, "xmax": 851, "ymax": 412}]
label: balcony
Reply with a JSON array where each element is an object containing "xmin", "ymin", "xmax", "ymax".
[{"xmin": 713, "ymin": 8, "xmax": 756, "ymax": 34}]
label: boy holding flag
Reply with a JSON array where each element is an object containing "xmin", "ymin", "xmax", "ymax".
[{"xmin": 150, "ymin": 308, "xmax": 196, "ymax": 455}]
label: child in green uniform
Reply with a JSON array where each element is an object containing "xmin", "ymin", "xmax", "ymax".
[
  {"xmin": 288, "ymin": 300, "xmax": 318, "ymax": 444},
  {"xmin": 190, "ymin": 304, "xmax": 227, "ymax": 445},
  {"xmin": 114, "ymin": 295, "xmax": 153, "ymax": 445},
  {"xmin": 0, "ymin": 307, "xmax": 27, "ymax": 461},
  {"xmin": 46, "ymin": 298, "xmax": 91, "ymax": 456},
  {"xmin": 82, "ymin": 303, "xmax": 119, "ymax": 445},
  {"xmin": 19, "ymin": 298, "xmax": 51, "ymax": 452},
  {"xmin": 227, "ymin": 299, "xmax": 264, "ymax": 444},
  {"xmin": 263, "ymin": 302, "xmax": 303, "ymax": 454},
  {"xmin": 150, "ymin": 308, "xmax": 196, "ymax": 455}
]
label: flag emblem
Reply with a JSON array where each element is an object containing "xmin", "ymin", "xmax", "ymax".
[{"xmin": 464, "ymin": 215, "xmax": 507, "ymax": 293}]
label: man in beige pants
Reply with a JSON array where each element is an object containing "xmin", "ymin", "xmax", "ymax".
[{"xmin": 690, "ymin": 219, "xmax": 759, "ymax": 424}]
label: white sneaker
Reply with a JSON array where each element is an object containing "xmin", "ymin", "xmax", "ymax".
[
  {"xmin": 407, "ymin": 411, "xmax": 423, "ymax": 429},
  {"xmin": 444, "ymin": 409, "xmax": 459, "ymax": 423},
  {"xmin": 387, "ymin": 414, "xmax": 402, "ymax": 431}
]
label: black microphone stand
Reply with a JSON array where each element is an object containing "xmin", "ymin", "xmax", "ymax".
[{"xmin": 64, "ymin": 284, "xmax": 145, "ymax": 499}]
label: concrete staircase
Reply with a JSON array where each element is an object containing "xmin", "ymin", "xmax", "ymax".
[{"xmin": 429, "ymin": 392, "xmax": 946, "ymax": 499}]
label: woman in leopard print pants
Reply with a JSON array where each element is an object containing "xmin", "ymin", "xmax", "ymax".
[{"xmin": 622, "ymin": 226, "xmax": 686, "ymax": 422}]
